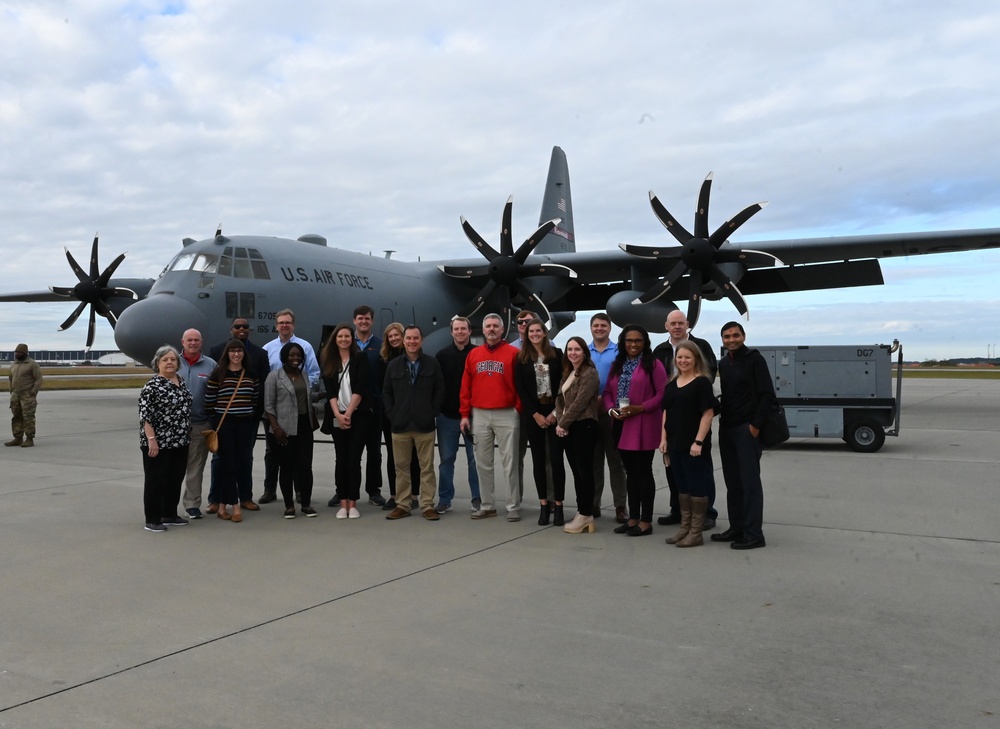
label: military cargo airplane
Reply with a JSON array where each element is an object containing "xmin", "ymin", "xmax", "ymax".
[{"xmin": 3, "ymin": 146, "xmax": 1000, "ymax": 365}]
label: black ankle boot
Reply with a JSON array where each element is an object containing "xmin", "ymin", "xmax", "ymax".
[
  {"xmin": 552, "ymin": 504, "xmax": 564, "ymax": 526},
  {"xmin": 538, "ymin": 503, "xmax": 551, "ymax": 526}
]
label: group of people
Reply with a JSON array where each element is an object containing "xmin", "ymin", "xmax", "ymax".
[{"xmin": 137, "ymin": 305, "xmax": 776, "ymax": 550}]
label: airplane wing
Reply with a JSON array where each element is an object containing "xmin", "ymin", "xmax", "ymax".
[
  {"xmin": 0, "ymin": 291, "xmax": 73, "ymax": 303},
  {"xmin": 745, "ymin": 227, "xmax": 1000, "ymax": 264},
  {"xmin": 524, "ymin": 227, "xmax": 1000, "ymax": 284},
  {"xmin": 436, "ymin": 225, "xmax": 1000, "ymax": 331}
]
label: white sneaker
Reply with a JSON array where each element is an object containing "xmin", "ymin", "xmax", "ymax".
[
  {"xmin": 336, "ymin": 508, "xmax": 348, "ymax": 519},
  {"xmin": 348, "ymin": 507, "xmax": 361, "ymax": 519}
]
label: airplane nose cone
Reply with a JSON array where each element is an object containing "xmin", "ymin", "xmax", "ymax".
[{"xmin": 115, "ymin": 293, "xmax": 209, "ymax": 366}]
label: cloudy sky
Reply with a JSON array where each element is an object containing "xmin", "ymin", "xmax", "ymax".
[{"xmin": 2, "ymin": 1, "xmax": 999, "ymax": 361}]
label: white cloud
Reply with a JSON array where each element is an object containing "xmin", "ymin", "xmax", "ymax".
[{"xmin": 1, "ymin": 1, "xmax": 999, "ymax": 356}]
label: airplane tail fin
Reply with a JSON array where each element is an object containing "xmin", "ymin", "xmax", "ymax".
[{"xmin": 535, "ymin": 146, "xmax": 575, "ymax": 254}]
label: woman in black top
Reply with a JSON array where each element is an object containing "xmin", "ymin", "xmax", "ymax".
[
  {"xmin": 659, "ymin": 341, "xmax": 719, "ymax": 547},
  {"xmin": 514, "ymin": 318, "xmax": 566, "ymax": 526},
  {"xmin": 321, "ymin": 323, "xmax": 371, "ymax": 519}
]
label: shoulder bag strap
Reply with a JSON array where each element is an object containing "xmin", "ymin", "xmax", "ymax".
[{"xmin": 216, "ymin": 369, "xmax": 246, "ymax": 430}]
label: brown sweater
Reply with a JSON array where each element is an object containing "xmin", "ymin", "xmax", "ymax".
[{"xmin": 555, "ymin": 364, "xmax": 601, "ymax": 429}]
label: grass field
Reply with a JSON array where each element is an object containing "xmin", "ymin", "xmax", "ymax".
[
  {"xmin": 897, "ymin": 368, "xmax": 1000, "ymax": 379},
  {"xmin": 1, "ymin": 365, "xmax": 998, "ymax": 391},
  {"xmin": 0, "ymin": 366, "xmax": 152, "ymax": 391}
]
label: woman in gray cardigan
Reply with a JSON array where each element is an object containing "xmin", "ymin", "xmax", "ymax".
[{"xmin": 264, "ymin": 342, "xmax": 317, "ymax": 518}]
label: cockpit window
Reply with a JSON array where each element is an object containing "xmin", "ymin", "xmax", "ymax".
[
  {"xmin": 168, "ymin": 246, "xmax": 269, "ymax": 280},
  {"xmin": 167, "ymin": 252, "xmax": 196, "ymax": 272},
  {"xmin": 248, "ymin": 248, "xmax": 270, "ymax": 279},
  {"xmin": 191, "ymin": 253, "xmax": 218, "ymax": 273}
]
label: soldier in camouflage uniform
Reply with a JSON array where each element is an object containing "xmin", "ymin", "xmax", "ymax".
[{"xmin": 7, "ymin": 343, "xmax": 42, "ymax": 448}]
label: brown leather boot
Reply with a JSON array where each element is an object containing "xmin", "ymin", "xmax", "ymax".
[
  {"xmin": 665, "ymin": 494, "xmax": 692, "ymax": 544},
  {"xmin": 677, "ymin": 496, "xmax": 708, "ymax": 547},
  {"xmin": 5, "ymin": 436, "xmax": 23, "ymax": 447}
]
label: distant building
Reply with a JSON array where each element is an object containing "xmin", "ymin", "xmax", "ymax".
[{"xmin": 0, "ymin": 350, "xmax": 138, "ymax": 365}]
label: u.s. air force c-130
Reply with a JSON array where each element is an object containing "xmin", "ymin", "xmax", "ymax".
[{"xmin": 3, "ymin": 146, "xmax": 1000, "ymax": 365}]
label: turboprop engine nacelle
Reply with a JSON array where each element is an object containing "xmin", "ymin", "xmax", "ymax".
[{"xmin": 606, "ymin": 290, "xmax": 678, "ymax": 332}]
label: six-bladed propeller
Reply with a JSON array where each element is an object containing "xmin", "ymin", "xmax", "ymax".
[
  {"xmin": 50, "ymin": 235, "xmax": 139, "ymax": 350},
  {"xmin": 619, "ymin": 173, "xmax": 777, "ymax": 329},
  {"xmin": 438, "ymin": 196, "xmax": 576, "ymax": 336}
]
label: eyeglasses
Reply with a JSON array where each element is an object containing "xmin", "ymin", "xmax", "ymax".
[
  {"xmin": 232, "ymin": 324, "xmax": 249, "ymax": 330},
  {"xmin": 517, "ymin": 320, "xmax": 530, "ymax": 326}
]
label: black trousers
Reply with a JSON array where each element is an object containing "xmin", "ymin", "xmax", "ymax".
[
  {"xmin": 619, "ymin": 448, "xmax": 656, "ymax": 524},
  {"xmin": 719, "ymin": 423, "xmax": 764, "ymax": 540},
  {"xmin": 141, "ymin": 444, "xmax": 188, "ymax": 524},
  {"xmin": 522, "ymin": 405, "xmax": 566, "ymax": 502},
  {"xmin": 216, "ymin": 416, "xmax": 257, "ymax": 506},
  {"xmin": 564, "ymin": 419, "xmax": 598, "ymax": 516},
  {"xmin": 275, "ymin": 414, "xmax": 315, "ymax": 508},
  {"xmin": 210, "ymin": 419, "xmax": 260, "ymax": 504},
  {"xmin": 332, "ymin": 408, "xmax": 371, "ymax": 501}
]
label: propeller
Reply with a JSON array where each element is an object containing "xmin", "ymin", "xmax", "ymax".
[
  {"xmin": 620, "ymin": 173, "xmax": 778, "ymax": 329},
  {"xmin": 49, "ymin": 235, "xmax": 139, "ymax": 350},
  {"xmin": 438, "ymin": 196, "xmax": 576, "ymax": 336}
]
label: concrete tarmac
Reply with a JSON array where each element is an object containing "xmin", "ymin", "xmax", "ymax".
[{"xmin": 1, "ymin": 380, "xmax": 998, "ymax": 728}]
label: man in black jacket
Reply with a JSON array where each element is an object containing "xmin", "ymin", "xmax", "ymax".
[
  {"xmin": 654, "ymin": 310, "xmax": 719, "ymax": 529},
  {"xmin": 382, "ymin": 326, "xmax": 445, "ymax": 521},
  {"xmin": 712, "ymin": 321, "xmax": 776, "ymax": 550}
]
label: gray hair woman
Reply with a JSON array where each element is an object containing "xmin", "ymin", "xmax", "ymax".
[{"xmin": 138, "ymin": 344, "xmax": 193, "ymax": 532}]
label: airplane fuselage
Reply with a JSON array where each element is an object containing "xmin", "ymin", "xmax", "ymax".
[{"xmin": 114, "ymin": 234, "xmax": 479, "ymax": 364}]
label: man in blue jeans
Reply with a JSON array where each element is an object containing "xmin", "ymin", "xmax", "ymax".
[{"xmin": 434, "ymin": 317, "xmax": 480, "ymax": 513}]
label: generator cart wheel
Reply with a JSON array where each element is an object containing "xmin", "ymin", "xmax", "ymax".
[{"xmin": 846, "ymin": 420, "xmax": 886, "ymax": 453}]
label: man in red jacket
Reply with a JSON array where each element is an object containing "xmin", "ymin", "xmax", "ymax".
[{"xmin": 459, "ymin": 313, "xmax": 522, "ymax": 521}]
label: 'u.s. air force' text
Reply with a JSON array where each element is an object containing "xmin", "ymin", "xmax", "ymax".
[{"xmin": 280, "ymin": 267, "xmax": 374, "ymax": 290}]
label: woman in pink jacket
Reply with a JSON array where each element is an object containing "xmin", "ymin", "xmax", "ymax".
[{"xmin": 602, "ymin": 324, "xmax": 668, "ymax": 537}]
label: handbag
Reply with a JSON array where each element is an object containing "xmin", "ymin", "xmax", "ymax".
[
  {"xmin": 746, "ymin": 349, "xmax": 789, "ymax": 449},
  {"xmin": 758, "ymin": 401, "xmax": 790, "ymax": 448},
  {"xmin": 202, "ymin": 428, "xmax": 219, "ymax": 453},
  {"xmin": 203, "ymin": 369, "xmax": 245, "ymax": 453}
]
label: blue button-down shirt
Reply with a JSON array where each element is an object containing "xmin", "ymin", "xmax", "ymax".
[{"xmin": 589, "ymin": 339, "xmax": 619, "ymax": 392}]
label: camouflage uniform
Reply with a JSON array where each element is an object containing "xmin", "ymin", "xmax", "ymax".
[{"xmin": 8, "ymin": 344, "xmax": 42, "ymax": 445}]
